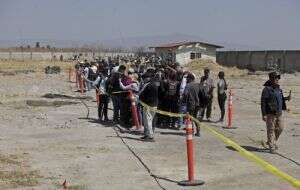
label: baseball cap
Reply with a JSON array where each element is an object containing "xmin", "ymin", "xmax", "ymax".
[{"xmin": 268, "ymin": 71, "xmax": 281, "ymax": 80}]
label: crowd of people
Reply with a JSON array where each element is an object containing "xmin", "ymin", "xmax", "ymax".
[{"xmin": 75, "ymin": 56, "xmax": 228, "ymax": 142}]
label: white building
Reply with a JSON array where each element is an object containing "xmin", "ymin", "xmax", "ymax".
[{"xmin": 150, "ymin": 41, "xmax": 223, "ymax": 65}]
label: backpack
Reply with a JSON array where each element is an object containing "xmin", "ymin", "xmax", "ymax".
[
  {"xmin": 166, "ymin": 80, "xmax": 177, "ymax": 97},
  {"xmin": 88, "ymin": 68, "xmax": 97, "ymax": 81}
]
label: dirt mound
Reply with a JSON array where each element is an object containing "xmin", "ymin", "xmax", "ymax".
[{"xmin": 186, "ymin": 59, "xmax": 248, "ymax": 78}]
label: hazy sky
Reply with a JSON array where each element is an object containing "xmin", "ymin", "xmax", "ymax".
[{"xmin": 1, "ymin": 0, "xmax": 300, "ymax": 49}]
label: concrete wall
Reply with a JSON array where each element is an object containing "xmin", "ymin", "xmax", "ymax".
[
  {"xmin": 285, "ymin": 51, "xmax": 300, "ymax": 71},
  {"xmin": 251, "ymin": 51, "xmax": 266, "ymax": 70},
  {"xmin": 217, "ymin": 50, "xmax": 300, "ymax": 73},
  {"xmin": 0, "ymin": 51, "xmax": 134, "ymax": 61}
]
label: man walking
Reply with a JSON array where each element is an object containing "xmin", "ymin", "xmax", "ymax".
[{"xmin": 261, "ymin": 71, "xmax": 291, "ymax": 153}]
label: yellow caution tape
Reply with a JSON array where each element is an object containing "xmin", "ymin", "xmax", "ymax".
[
  {"xmin": 136, "ymin": 101, "xmax": 300, "ymax": 189},
  {"xmin": 190, "ymin": 117, "xmax": 300, "ymax": 189},
  {"xmin": 111, "ymin": 91, "xmax": 129, "ymax": 95},
  {"xmin": 139, "ymin": 101, "xmax": 185, "ymax": 117}
]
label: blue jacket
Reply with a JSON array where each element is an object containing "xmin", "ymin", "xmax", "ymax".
[{"xmin": 261, "ymin": 80, "xmax": 287, "ymax": 116}]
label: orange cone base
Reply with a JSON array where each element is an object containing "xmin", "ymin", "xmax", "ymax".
[
  {"xmin": 178, "ymin": 179, "xmax": 204, "ymax": 186},
  {"xmin": 222, "ymin": 126, "xmax": 238, "ymax": 129}
]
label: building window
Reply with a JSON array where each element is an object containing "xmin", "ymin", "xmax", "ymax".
[
  {"xmin": 196, "ymin": 53, "xmax": 202, "ymax": 59},
  {"xmin": 190, "ymin": 52, "xmax": 195, "ymax": 59}
]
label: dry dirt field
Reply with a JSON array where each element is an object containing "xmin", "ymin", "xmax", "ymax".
[{"xmin": 0, "ymin": 60, "xmax": 299, "ymax": 190}]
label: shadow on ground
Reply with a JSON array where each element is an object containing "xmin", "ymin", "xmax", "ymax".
[
  {"xmin": 42, "ymin": 93, "xmax": 93, "ymax": 100},
  {"xmin": 226, "ymin": 145, "xmax": 268, "ymax": 153},
  {"xmin": 160, "ymin": 131, "xmax": 186, "ymax": 136}
]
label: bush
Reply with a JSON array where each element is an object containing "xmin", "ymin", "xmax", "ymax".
[{"xmin": 44, "ymin": 66, "xmax": 61, "ymax": 74}]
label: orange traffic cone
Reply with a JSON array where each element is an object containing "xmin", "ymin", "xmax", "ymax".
[{"xmin": 62, "ymin": 179, "xmax": 68, "ymax": 189}]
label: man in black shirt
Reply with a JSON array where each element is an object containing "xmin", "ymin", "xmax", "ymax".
[{"xmin": 139, "ymin": 69, "xmax": 159, "ymax": 142}]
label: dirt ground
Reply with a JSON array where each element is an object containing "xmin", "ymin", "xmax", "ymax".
[{"xmin": 0, "ymin": 61, "xmax": 299, "ymax": 190}]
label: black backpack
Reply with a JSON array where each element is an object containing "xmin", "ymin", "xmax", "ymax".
[
  {"xmin": 166, "ymin": 80, "xmax": 177, "ymax": 97},
  {"xmin": 88, "ymin": 68, "xmax": 97, "ymax": 81}
]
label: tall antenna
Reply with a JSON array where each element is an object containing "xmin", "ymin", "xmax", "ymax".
[
  {"xmin": 18, "ymin": 28, "xmax": 25, "ymax": 61},
  {"xmin": 113, "ymin": 7, "xmax": 126, "ymax": 49}
]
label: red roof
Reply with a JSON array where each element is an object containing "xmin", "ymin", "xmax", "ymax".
[{"xmin": 149, "ymin": 41, "xmax": 223, "ymax": 49}]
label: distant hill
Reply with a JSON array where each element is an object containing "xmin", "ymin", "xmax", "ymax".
[
  {"xmin": 100, "ymin": 33, "xmax": 209, "ymax": 48},
  {"xmin": 0, "ymin": 33, "xmax": 261, "ymax": 50},
  {"xmin": 0, "ymin": 39, "xmax": 88, "ymax": 48},
  {"xmin": 100, "ymin": 33, "xmax": 264, "ymax": 50}
]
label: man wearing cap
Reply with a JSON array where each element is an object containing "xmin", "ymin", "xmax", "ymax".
[{"xmin": 261, "ymin": 71, "xmax": 291, "ymax": 153}]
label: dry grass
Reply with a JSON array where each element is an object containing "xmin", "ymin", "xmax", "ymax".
[
  {"xmin": 186, "ymin": 59, "xmax": 248, "ymax": 78},
  {"xmin": 0, "ymin": 154, "xmax": 22, "ymax": 166},
  {"xmin": 0, "ymin": 154, "xmax": 42, "ymax": 188},
  {"xmin": 0, "ymin": 170, "xmax": 41, "ymax": 188},
  {"xmin": 0, "ymin": 60, "xmax": 75, "ymax": 73}
]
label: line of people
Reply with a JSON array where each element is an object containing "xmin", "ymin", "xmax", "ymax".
[{"xmin": 75, "ymin": 56, "xmax": 228, "ymax": 142}]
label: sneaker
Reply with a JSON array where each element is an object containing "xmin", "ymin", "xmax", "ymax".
[
  {"xmin": 261, "ymin": 141, "xmax": 269, "ymax": 149},
  {"xmin": 218, "ymin": 119, "xmax": 224, "ymax": 123},
  {"xmin": 269, "ymin": 147, "xmax": 277, "ymax": 154},
  {"xmin": 142, "ymin": 136, "xmax": 155, "ymax": 142},
  {"xmin": 268, "ymin": 144, "xmax": 277, "ymax": 153},
  {"xmin": 195, "ymin": 132, "xmax": 201, "ymax": 137},
  {"xmin": 261, "ymin": 141, "xmax": 278, "ymax": 150}
]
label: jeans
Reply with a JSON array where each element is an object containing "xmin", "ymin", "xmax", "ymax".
[
  {"xmin": 143, "ymin": 106, "xmax": 156, "ymax": 138},
  {"xmin": 85, "ymin": 81, "xmax": 92, "ymax": 91},
  {"xmin": 98, "ymin": 94, "xmax": 109, "ymax": 121},
  {"xmin": 178, "ymin": 104, "xmax": 187, "ymax": 127},
  {"xmin": 199, "ymin": 98, "xmax": 213, "ymax": 120},
  {"xmin": 111, "ymin": 95, "xmax": 121, "ymax": 122},
  {"xmin": 218, "ymin": 94, "xmax": 227, "ymax": 120}
]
